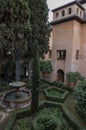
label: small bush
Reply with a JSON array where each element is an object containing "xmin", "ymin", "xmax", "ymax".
[
  {"xmin": 39, "ymin": 82, "xmax": 49, "ymax": 89},
  {"xmin": 14, "ymin": 118, "xmax": 30, "ymax": 130},
  {"xmin": 73, "ymin": 81, "xmax": 86, "ymax": 120},
  {"xmin": 32, "ymin": 108, "xmax": 71, "ymax": 130},
  {"xmin": 52, "ymin": 81, "xmax": 64, "ymax": 87},
  {"xmin": 66, "ymin": 71, "xmax": 84, "ymax": 83}
]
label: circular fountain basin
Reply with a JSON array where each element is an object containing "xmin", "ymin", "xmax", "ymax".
[
  {"xmin": 3, "ymin": 89, "xmax": 31, "ymax": 109},
  {"xmin": 4, "ymin": 90, "xmax": 30, "ymax": 102},
  {"xmin": 1, "ymin": 81, "xmax": 31, "ymax": 110}
]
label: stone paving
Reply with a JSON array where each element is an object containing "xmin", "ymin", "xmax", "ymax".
[
  {"xmin": 64, "ymin": 92, "xmax": 86, "ymax": 129},
  {"xmin": 0, "ymin": 110, "xmax": 9, "ymax": 123}
]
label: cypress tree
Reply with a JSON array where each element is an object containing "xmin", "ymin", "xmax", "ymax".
[
  {"xmin": 0, "ymin": 0, "xmax": 31, "ymax": 81},
  {"xmin": 29, "ymin": 0, "xmax": 50, "ymax": 113}
]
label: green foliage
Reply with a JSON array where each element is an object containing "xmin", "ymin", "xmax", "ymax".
[
  {"xmin": 73, "ymin": 81, "xmax": 86, "ymax": 120},
  {"xmin": 0, "ymin": 0, "xmax": 31, "ymax": 82},
  {"xmin": 22, "ymin": 59, "xmax": 28, "ymax": 70},
  {"xmin": 5, "ymin": 58, "xmax": 15, "ymax": 72},
  {"xmin": 30, "ymin": 0, "xmax": 50, "ymax": 112},
  {"xmin": 52, "ymin": 81, "xmax": 64, "ymax": 87},
  {"xmin": 41, "ymin": 78, "xmax": 54, "ymax": 85},
  {"xmin": 31, "ymin": 52, "xmax": 40, "ymax": 113},
  {"xmin": 14, "ymin": 118, "xmax": 30, "ymax": 130},
  {"xmin": 66, "ymin": 71, "xmax": 84, "ymax": 83},
  {"xmin": 39, "ymin": 101, "xmax": 81, "ymax": 130},
  {"xmin": 33, "ymin": 108, "xmax": 71, "ymax": 130},
  {"xmin": 44, "ymin": 87, "xmax": 69, "ymax": 103},
  {"xmin": 0, "ymin": 0, "xmax": 31, "ymax": 49},
  {"xmin": 47, "ymin": 89, "xmax": 62, "ymax": 98},
  {"xmin": 4, "ymin": 113, "xmax": 16, "ymax": 130},
  {"xmin": 29, "ymin": 0, "xmax": 50, "ymax": 57},
  {"xmin": 39, "ymin": 82, "xmax": 49, "ymax": 89},
  {"xmin": 40, "ymin": 60, "xmax": 53, "ymax": 74}
]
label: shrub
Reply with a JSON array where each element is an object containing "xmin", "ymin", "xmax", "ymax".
[
  {"xmin": 32, "ymin": 108, "xmax": 70, "ymax": 130},
  {"xmin": 39, "ymin": 82, "xmax": 49, "ymax": 89},
  {"xmin": 52, "ymin": 81, "xmax": 64, "ymax": 87},
  {"xmin": 40, "ymin": 60, "xmax": 53, "ymax": 78},
  {"xmin": 14, "ymin": 118, "xmax": 30, "ymax": 130},
  {"xmin": 73, "ymin": 81, "xmax": 86, "ymax": 120},
  {"xmin": 66, "ymin": 71, "xmax": 84, "ymax": 83}
]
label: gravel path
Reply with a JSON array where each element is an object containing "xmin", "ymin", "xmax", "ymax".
[{"xmin": 64, "ymin": 92, "xmax": 86, "ymax": 129}]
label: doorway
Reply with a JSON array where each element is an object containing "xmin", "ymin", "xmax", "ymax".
[{"xmin": 57, "ymin": 69, "xmax": 64, "ymax": 82}]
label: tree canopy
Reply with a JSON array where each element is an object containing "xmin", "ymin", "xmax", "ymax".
[
  {"xmin": 0, "ymin": 0, "xmax": 31, "ymax": 51},
  {"xmin": 73, "ymin": 81, "xmax": 86, "ymax": 120},
  {"xmin": 29, "ymin": 0, "xmax": 50, "ymax": 113},
  {"xmin": 29, "ymin": 0, "xmax": 50, "ymax": 57}
]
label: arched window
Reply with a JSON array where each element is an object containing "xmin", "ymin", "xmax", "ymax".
[
  {"xmin": 62, "ymin": 10, "xmax": 65, "ymax": 16},
  {"xmin": 80, "ymin": 11, "xmax": 82, "ymax": 17},
  {"xmin": 77, "ymin": 8, "xmax": 79, "ymax": 15},
  {"xmin": 68, "ymin": 8, "xmax": 72, "ymax": 14},
  {"xmin": 56, "ymin": 12, "xmax": 59, "ymax": 18}
]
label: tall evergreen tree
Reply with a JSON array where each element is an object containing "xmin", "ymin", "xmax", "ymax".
[
  {"xmin": 29, "ymin": 0, "xmax": 50, "ymax": 113},
  {"xmin": 0, "ymin": 0, "xmax": 31, "ymax": 82}
]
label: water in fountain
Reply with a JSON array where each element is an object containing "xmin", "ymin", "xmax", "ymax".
[{"xmin": 1, "ymin": 81, "xmax": 31, "ymax": 110}]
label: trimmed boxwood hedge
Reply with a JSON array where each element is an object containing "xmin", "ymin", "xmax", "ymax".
[
  {"xmin": 4, "ymin": 100, "xmax": 84, "ymax": 130},
  {"xmin": 38, "ymin": 101, "xmax": 82, "ymax": 130},
  {"xmin": 39, "ymin": 82, "xmax": 49, "ymax": 90},
  {"xmin": 4, "ymin": 108, "xmax": 32, "ymax": 130},
  {"xmin": 32, "ymin": 107, "xmax": 68, "ymax": 130},
  {"xmin": 41, "ymin": 78, "xmax": 72, "ymax": 91},
  {"xmin": 44, "ymin": 87, "xmax": 69, "ymax": 103}
]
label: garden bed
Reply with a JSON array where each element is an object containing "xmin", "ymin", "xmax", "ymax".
[
  {"xmin": 44, "ymin": 87, "xmax": 69, "ymax": 103},
  {"xmin": 3, "ymin": 100, "xmax": 83, "ymax": 130}
]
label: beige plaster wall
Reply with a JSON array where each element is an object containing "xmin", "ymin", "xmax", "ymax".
[
  {"xmin": 71, "ymin": 21, "xmax": 82, "ymax": 72},
  {"xmin": 51, "ymin": 3, "xmax": 86, "ymax": 81},
  {"xmin": 51, "ymin": 21, "xmax": 74, "ymax": 81},
  {"xmin": 79, "ymin": 24, "xmax": 86, "ymax": 79}
]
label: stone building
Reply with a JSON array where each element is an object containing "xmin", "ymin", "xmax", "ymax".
[{"xmin": 51, "ymin": 0, "xmax": 86, "ymax": 82}]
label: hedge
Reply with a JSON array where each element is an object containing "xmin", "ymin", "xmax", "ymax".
[
  {"xmin": 38, "ymin": 100, "xmax": 82, "ymax": 130},
  {"xmin": 41, "ymin": 78, "xmax": 72, "ymax": 91},
  {"xmin": 4, "ymin": 108, "xmax": 32, "ymax": 130},
  {"xmin": 44, "ymin": 87, "xmax": 69, "ymax": 103}
]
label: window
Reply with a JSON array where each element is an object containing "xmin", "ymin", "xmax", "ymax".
[
  {"xmin": 77, "ymin": 8, "xmax": 79, "ymax": 15},
  {"xmin": 57, "ymin": 50, "xmax": 66, "ymax": 60},
  {"xmin": 48, "ymin": 50, "xmax": 52, "ymax": 58},
  {"xmin": 62, "ymin": 10, "xmax": 65, "ymax": 16},
  {"xmin": 76, "ymin": 50, "xmax": 80, "ymax": 60},
  {"xmin": 56, "ymin": 12, "xmax": 59, "ymax": 18},
  {"xmin": 80, "ymin": 11, "xmax": 82, "ymax": 17},
  {"xmin": 68, "ymin": 8, "xmax": 72, "ymax": 15}
]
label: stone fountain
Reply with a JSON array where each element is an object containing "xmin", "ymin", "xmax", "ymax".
[{"xmin": 0, "ymin": 81, "xmax": 31, "ymax": 111}]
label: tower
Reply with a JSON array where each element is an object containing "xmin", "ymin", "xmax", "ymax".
[{"xmin": 51, "ymin": 1, "xmax": 86, "ymax": 81}]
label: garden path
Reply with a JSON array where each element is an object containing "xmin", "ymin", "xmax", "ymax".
[
  {"xmin": 0, "ymin": 109, "xmax": 10, "ymax": 130},
  {"xmin": 64, "ymin": 92, "xmax": 86, "ymax": 129}
]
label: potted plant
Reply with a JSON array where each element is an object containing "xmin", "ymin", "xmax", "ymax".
[
  {"xmin": 40, "ymin": 60, "xmax": 53, "ymax": 79},
  {"xmin": 66, "ymin": 71, "xmax": 84, "ymax": 88}
]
